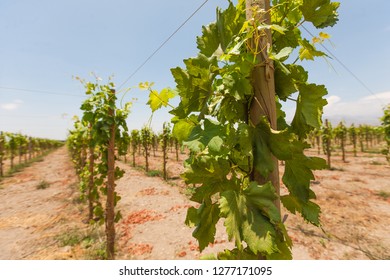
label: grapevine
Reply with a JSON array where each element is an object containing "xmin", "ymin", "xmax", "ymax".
[
  {"xmin": 0, "ymin": 132, "xmax": 62, "ymax": 178},
  {"xmin": 130, "ymin": 129, "xmax": 140, "ymax": 167},
  {"xmin": 381, "ymin": 104, "xmax": 390, "ymax": 163},
  {"xmin": 334, "ymin": 121, "xmax": 347, "ymax": 162},
  {"xmin": 349, "ymin": 124, "xmax": 358, "ymax": 157},
  {"xmin": 140, "ymin": 126, "xmax": 153, "ymax": 172},
  {"xmin": 68, "ymin": 77, "xmax": 131, "ymax": 259},
  {"xmin": 161, "ymin": 122, "xmax": 171, "ymax": 180},
  {"xmin": 145, "ymin": 0, "xmax": 340, "ymax": 259}
]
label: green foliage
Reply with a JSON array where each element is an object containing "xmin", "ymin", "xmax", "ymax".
[
  {"xmin": 145, "ymin": 0, "xmax": 338, "ymax": 259},
  {"xmin": 377, "ymin": 190, "xmax": 390, "ymax": 200},
  {"xmin": 57, "ymin": 229, "xmax": 84, "ymax": 247},
  {"xmin": 146, "ymin": 169, "xmax": 162, "ymax": 177},
  {"xmin": 147, "ymin": 88, "xmax": 176, "ymax": 113},
  {"xmin": 300, "ymin": 0, "xmax": 340, "ymax": 28},
  {"xmin": 161, "ymin": 122, "xmax": 172, "ymax": 180},
  {"xmin": 349, "ymin": 124, "xmax": 358, "ymax": 156},
  {"xmin": 130, "ymin": 129, "xmax": 140, "ymax": 167},
  {"xmin": 69, "ymin": 77, "xmax": 131, "ymax": 259},
  {"xmin": 381, "ymin": 104, "xmax": 390, "ymax": 162},
  {"xmin": 0, "ymin": 131, "xmax": 62, "ymax": 178},
  {"xmin": 68, "ymin": 78, "xmax": 131, "ymax": 224},
  {"xmin": 140, "ymin": 126, "xmax": 153, "ymax": 172},
  {"xmin": 322, "ymin": 119, "xmax": 333, "ymax": 168},
  {"xmin": 334, "ymin": 121, "xmax": 347, "ymax": 161},
  {"xmin": 36, "ymin": 180, "xmax": 50, "ymax": 190}
]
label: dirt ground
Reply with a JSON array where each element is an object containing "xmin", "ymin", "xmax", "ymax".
[{"xmin": 0, "ymin": 145, "xmax": 389, "ymax": 260}]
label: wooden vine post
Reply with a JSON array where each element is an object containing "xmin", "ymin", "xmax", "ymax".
[
  {"xmin": 9, "ymin": 134, "xmax": 16, "ymax": 169},
  {"xmin": 0, "ymin": 132, "xmax": 4, "ymax": 177},
  {"xmin": 162, "ymin": 122, "xmax": 170, "ymax": 181},
  {"xmin": 335, "ymin": 122, "xmax": 346, "ymax": 162},
  {"xmin": 323, "ymin": 119, "xmax": 332, "ymax": 169},
  {"xmin": 381, "ymin": 105, "xmax": 390, "ymax": 163},
  {"xmin": 246, "ymin": 0, "xmax": 280, "ymax": 211},
  {"xmin": 175, "ymin": 138, "xmax": 179, "ymax": 162},
  {"xmin": 349, "ymin": 124, "xmax": 358, "ymax": 157},
  {"xmin": 141, "ymin": 127, "xmax": 152, "ymax": 172},
  {"xmin": 131, "ymin": 130, "xmax": 139, "ymax": 167},
  {"xmin": 106, "ymin": 89, "xmax": 116, "ymax": 260},
  {"xmin": 87, "ymin": 123, "xmax": 95, "ymax": 221}
]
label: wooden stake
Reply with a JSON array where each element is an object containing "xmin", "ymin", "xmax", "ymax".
[
  {"xmin": 106, "ymin": 89, "xmax": 116, "ymax": 260},
  {"xmin": 246, "ymin": 0, "xmax": 280, "ymax": 211}
]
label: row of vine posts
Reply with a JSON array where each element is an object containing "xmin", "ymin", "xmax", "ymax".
[
  {"xmin": 310, "ymin": 121, "xmax": 386, "ymax": 169},
  {"xmin": 0, "ymin": 132, "xmax": 62, "ymax": 178},
  {"xmin": 127, "ymin": 125, "xmax": 180, "ymax": 177}
]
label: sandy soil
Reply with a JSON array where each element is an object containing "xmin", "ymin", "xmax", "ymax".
[
  {"xmin": 0, "ymin": 145, "xmax": 389, "ymax": 260},
  {"xmin": 0, "ymin": 148, "xmax": 86, "ymax": 259}
]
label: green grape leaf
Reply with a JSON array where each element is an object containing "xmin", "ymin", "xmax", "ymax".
[
  {"xmin": 216, "ymin": 248, "xmax": 258, "ymax": 260},
  {"xmin": 114, "ymin": 210, "xmax": 122, "ymax": 223},
  {"xmin": 299, "ymin": 39, "xmax": 327, "ymax": 60},
  {"xmin": 299, "ymin": 83, "xmax": 328, "ymax": 128},
  {"xmin": 200, "ymin": 253, "xmax": 218, "ymax": 260},
  {"xmin": 276, "ymin": 100, "xmax": 288, "ymax": 130},
  {"xmin": 281, "ymin": 195, "xmax": 321, "ymax": 226},
  {"xmin": 185, "ymin": 206, "xmax": 200, "ymax": 227},
  {"xmin": 244, "ymin": 181, "xmax": 280, "ymax": 223},
  {"xmin": 273, "ymin": 26, "xmax": 301, "ymax": 53},
  {"xmin": 138, "ymin": 81, "xmax": 154, "ymax": 90},
  {"xmin": 147, "ymin": 88, "xmax": 176, "ymax": 112},
  {"xmin": 253, "ymin": 124, "xmax": 274, "ymax": 178},
  {"xmin": 269, "ymin": 129, "xmax": 294, "ymax": 160},
  {"xmin": 190, "ymin": 183, "xmax": 220, "ymax": 204},
  {"xmin": 172, "ymin": 118, "xmax": 197, "ymax": 142},
  {"xmin": 183, "ymin": 156, "xmax": 230, "ymax": 185},
  {"xmin": 219, "ymin": 97, "xmax": 247, "ymax": 123},
  {"xmin": 197, "ymin": 22, "xmax": 223, "ymax": 57},
  {"xmin": 208, "ymin": 136, "xmax": 224, "ymax": 153},
  {"xmin": 300, "ymin": 0, "xmax": 340, "ymax": 29},
  {"xmin": 93, "ymin": 205, "xmax": 104, "ymax": 218},
  {"xmin": 301, "ymin": 201, "xmax": 321, "ymax": 226},
  {"xmin": 283, "ymin": 158, "xmax": 313, "ymax": 201},
  {"xmin": 216, "ymin": 1, "xmax": 245, "ymax": 53},
  {"xmin": 170, "ymin": 54, "xmax": 217, "ymax": 118},
  {"xmin": 275, "ymin": 64, "xmax": 308, "ymax": 100},
  {"xmin": 255, "ymin": 116, "xmax": 292, "ymax": 160},
  {"xmin": 291, "ymin": 83, "xmax": 328, "ymax": 138},
  {"xmin": 219, "ymin": 190, "xmax": 244, "ymax": 249},
  {"xmin": 184, "ymin": 119, "xmax": 227, "ymax": 154},
  {"xmin": 271, "ymin": 47, "xmax": 293, "ymax": 61},
  {"xmin": 187, "ymin": 202, "xmax": 220, "ymax": 252},
  {"xmin": 220, "ymin": 190, "xmax": 280, "ymax": 255}
]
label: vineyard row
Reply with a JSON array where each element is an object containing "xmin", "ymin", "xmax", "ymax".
[{"xmin": 0, "ymin": 132, "xmax": 63, "ymax": 178}]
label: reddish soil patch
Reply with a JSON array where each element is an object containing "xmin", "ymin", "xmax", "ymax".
[
  {"xmin": 126, "ymin": 243, "xmax": 153, "ymax": 256},
  {"xmin": 122, "ymin": 210, "xmax": 165, "ymax": 225}
]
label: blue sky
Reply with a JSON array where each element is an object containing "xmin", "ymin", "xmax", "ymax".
[{"xmin": 0, "ymin": 0, "xmax": 389, "ymax": 140}]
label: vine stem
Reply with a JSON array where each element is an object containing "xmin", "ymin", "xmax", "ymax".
[
  {"xmin": 246, "ymin": 0, "xmax": 280, "ymax": 211},
  {"xmin": 106, "ymin": 89, "xmax": 116, "ymax": 260}
]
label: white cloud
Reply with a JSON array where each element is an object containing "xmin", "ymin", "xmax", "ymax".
[
  {"xmin": 0, "ymin": 99, "xmax": 23, "ymax": 111},
  {"xmin": 361, "ymin": 91, "xmax": 390, "ymax": 102},
  {"xmin": 323, "ymin": 91, "xmax": 390, "ymax": 125},
  {"xmin": 326, "ymin": 95, "xmax": 341, "ymax": 106}
]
